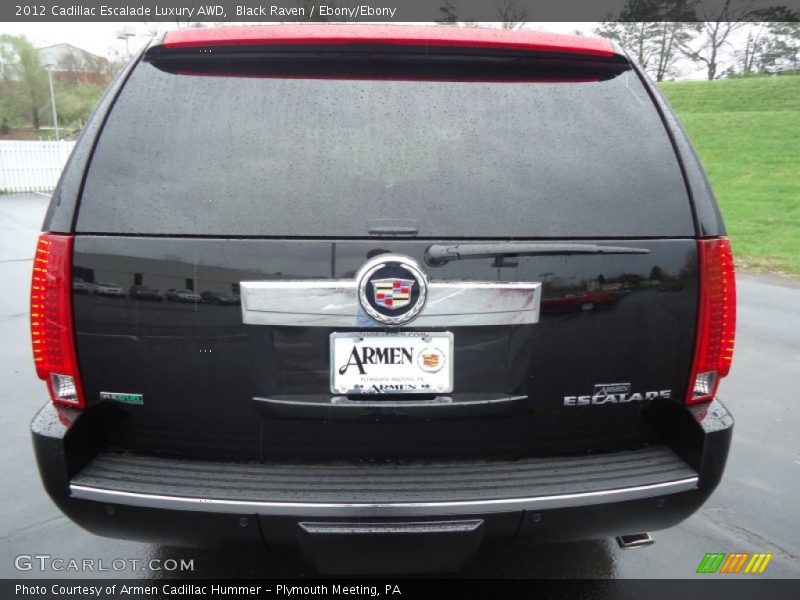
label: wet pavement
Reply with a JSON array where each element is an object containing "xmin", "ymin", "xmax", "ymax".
[{"xmin": 1, "ymin": 193, "xmax": 798, "ymax": 579}]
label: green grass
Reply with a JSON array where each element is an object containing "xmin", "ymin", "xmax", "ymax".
[
  {"xmin": 0, "ymin": 127, "xmax": 60, "ymax": 141},
  {"xmin": 659, "ymin": 76, "xmax": 800, "ymax": 275}
]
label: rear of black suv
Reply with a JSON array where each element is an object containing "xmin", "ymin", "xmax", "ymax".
[{"xmin": 31, "ymin": 25, "xmax": 735, "ymax": 574}]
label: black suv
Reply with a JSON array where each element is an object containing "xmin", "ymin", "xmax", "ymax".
[{"xmin": 31, "ymin": 25, "xmax": 736, "ymax": 574}]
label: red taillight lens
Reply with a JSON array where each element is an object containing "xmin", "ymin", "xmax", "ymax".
[
  {"xmin": 30, "ymin": 233, "xmax": 85, "ymax": 408},
  {"xmin": 686, "ymin": 237, "xmax": 736, "ymax": 405}
]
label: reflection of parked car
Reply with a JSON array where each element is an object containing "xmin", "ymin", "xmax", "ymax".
[
  {"xmin": 541, "ymin": 291, "xmax": 617, "ymax": 313},
  {"xmin": 129, "ymin": 285, "xmax": 163, "ymax": 301},
  {"xmin": 95, "ymin": 282, "xmax": 125, "ymax": 298},
  {"xmin": 72, "ymin": 278, "xmax": 92, "ymax": 295},
  {"xmin": 200, "ymin": 291, "xmax": 240, "ymax": 305},
  {"xmin": 165, "ymin": 288, "xmax": 202, "ymax": 303}
]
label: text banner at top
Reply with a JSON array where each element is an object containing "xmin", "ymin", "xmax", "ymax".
[{"xmin": 4, "ymin": 0, "xmax": 800, "ymax": 23}]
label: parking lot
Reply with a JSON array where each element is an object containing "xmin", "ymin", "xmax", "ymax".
[{"xmin": 1, "ymin": 192, "xmax": 798, "ymax": 579}]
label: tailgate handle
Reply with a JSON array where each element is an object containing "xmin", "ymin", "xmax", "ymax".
[
  {"xmin": 253, "ymin": 394, "xmax": 527, "ymax": 420},
  {"xmin": 240, "ymin": 281, "xmax": 540, "ymax": 327}
]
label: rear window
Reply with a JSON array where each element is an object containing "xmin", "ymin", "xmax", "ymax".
[{"xmin": 76, "ymin": 53, "xmax": 694, "ymax": 238}]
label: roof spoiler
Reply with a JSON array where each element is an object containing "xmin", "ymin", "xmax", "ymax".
[
  {"xmin": 155, "ymin": 25, "xmax": 618, "ymax": 58},
  {"xmin": 145, "ymin": 25, "xmax": 629, "ymax": 81}
]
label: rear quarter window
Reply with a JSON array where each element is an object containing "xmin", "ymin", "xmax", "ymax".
[{"xmin": 76, "ymin": 57, "xmax": 695, "ymax": 238}]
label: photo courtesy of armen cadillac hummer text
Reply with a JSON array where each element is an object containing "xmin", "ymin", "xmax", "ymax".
[{"xmin": 30, "ymin": 24, "xmax": 736, "ymax": 575}]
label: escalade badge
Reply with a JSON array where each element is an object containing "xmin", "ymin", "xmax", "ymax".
[
  {"xmin": 563, "ymin": 382, "xmax": 672, "ymax": 406},
  {"xmin": 357, "ymin": 255, "xmax": 428, "ymax": 326}
]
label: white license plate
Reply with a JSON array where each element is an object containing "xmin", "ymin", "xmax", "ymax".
[{"xmin": 330, "ymin": 332, "xmax": 454, "ymax": 395}]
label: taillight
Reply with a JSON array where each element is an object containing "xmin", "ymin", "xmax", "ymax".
[
  {"xmin": 30, "ymin": 234, "xmax": 85, "ymax": 408},
  {"xmin": 686, "ymin": 237, "xmax": 736, "ymax": 405}
]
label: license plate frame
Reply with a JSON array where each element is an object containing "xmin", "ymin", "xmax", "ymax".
[{"xmin": 330, "ymin": 331, "xmax": 454, "ymax": 395}]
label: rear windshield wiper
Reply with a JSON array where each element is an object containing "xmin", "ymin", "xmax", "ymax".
[{"xmin": 425, "ymin": 243, "xmax": 650, "ymax": 266}]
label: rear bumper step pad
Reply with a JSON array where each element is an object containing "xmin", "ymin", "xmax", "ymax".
[{"xmin": 70, "ymin": 445, "xmax": 697, "ymax": 517}]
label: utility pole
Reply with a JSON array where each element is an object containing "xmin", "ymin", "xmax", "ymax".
[{"xmin": 43, "ymin": 61, "xmax": 59, "ymax": 141}]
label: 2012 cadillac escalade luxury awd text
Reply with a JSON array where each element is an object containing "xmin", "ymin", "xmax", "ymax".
[{"xmin": 30, "ymin": 25, "xmax": 736, "ymax": 574}]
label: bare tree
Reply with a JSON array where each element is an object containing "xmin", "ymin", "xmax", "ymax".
[
  {"xmin": 595, "ymin": 21, "xmax": 656, "ymax": 71},
  {"xmin": 676, "ymin": 0, "xmax": 752, "ymax": 80},
  {"xmin": 437, "ymin": 1, "xmax": 460, "ymax": 25},
  {"xmin": 595, "ymin": 0, "xmax": 698, "ymax": 81},
  {"xmin": 736, "ymin": 23, "xmax": 771, "ymax": 75},
  {"xmin": 495, "ymin": 0, "xmax": 528, "ymax": 30},
  {"xmin": 653, "ymin": 22, "xmax": 701, "ymax": 80}
]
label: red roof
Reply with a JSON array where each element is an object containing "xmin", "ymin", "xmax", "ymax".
[{"xmin": 162, "ymin": 25, "xmax": 615, "ymax": 58}]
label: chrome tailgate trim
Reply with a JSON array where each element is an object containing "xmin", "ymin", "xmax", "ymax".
[{"xmin": 240, "ymin": 280, "xmax": 541, "ymax": 327}]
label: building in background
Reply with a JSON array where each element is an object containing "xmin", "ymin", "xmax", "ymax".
[{"xmin": 37, "ymin": 43, "xmax": 109, "ymax": 84}]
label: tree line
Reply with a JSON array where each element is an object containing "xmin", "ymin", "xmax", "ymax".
[
  {"xmin": 2, "ymin": 5, "xmax": 799, "ymax": 138},
  {"xmin": 437, "ymin": 0, "xmax": 800, "ymax": 81},
  {"xmin": 595, "ymin": 1, "xmax": 799, "ymax": 80},
  {"xmin": 0, "ymin": 34, "xmax": 125, "ymax": 138}
]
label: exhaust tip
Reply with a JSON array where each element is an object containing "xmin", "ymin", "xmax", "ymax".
[{"xmin": 616, "ymin": 532, "xmax": 654, "ymax": 550}]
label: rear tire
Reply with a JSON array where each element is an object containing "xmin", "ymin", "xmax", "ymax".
[{"xmin": 579, "ymin": 301, "xmax": 595, "ymax": 312}]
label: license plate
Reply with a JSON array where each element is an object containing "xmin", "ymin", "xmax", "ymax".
[{"xmin": 330, "ymin": 332, "xmax": 454, "ymax": 395}]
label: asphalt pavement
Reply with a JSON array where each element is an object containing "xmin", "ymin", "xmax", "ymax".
[{"xmin": 1, "ymin": 193, "xmax": 798, "ymax": 579}]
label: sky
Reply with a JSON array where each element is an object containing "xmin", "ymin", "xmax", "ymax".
[
  {"xmin": 0, "ymin": 21, "xmax": 744, "ymax": 80},
  {"xmin": 0, "ymin": 21, "xmax": 611, "ymax": 57},
  {"xmin": 0, "ymin": 22, "xmax": 166, "ymax": 58}
]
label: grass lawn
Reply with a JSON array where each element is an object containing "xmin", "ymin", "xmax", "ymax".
[
  {"xmin": 659, "ymin": 76, "xmax": 800, "ymax": 275},
  {"xmin": 0, "ymin": 128, "xmax": 61, "ymax": 141}
]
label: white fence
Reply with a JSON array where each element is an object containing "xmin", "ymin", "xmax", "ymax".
[{"xmin": 0, "ymin": 141, "xmax": 76, "ymax": 193}]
